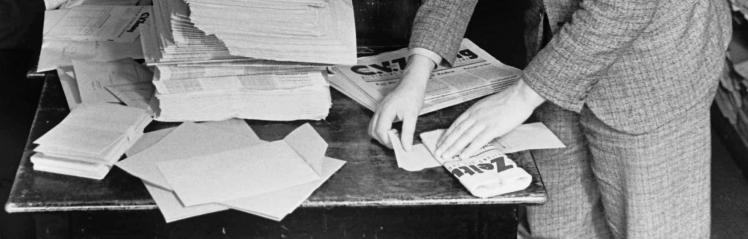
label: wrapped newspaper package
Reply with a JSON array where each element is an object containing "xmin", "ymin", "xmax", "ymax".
[
  {"xmin": 441, "ymin": 150, "xmax": 532, "ymax": 198},
  {"xmin": 418, "ymin": 125, "xmax": 563, "ymax": 198}
]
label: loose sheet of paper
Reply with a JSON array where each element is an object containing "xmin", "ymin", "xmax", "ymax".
[
  {"xmin": 125, "ymin": 127, "xmax": 173, "ymax": 157},
  {"xmin": 146, "ymin": 157, "xmax": 344, "ymax": 222},
  {"xmin": 388, "ymin": 130, "xmax": 440, "ymax": 171},
  {"xmin": 106, "ymin": 82, "xmax": 155, "ymax": 112},
  {"xmin": 43, "ymin": 6, "xmax": 149, "ymax": 42},
  {"xmin": 221, "ymin": 157, "xmax": 344, "ymax": 220},
  {"xmin": 125, "ymin": 119, "xmax": 255, "ymax": 157},
  {"xmin": 157, "ymin": 141, "xmax": 321, "ymax": 206},
  {"xmin": 56, "ymin": 66, "xmax": 82, "ymax": 109},
  {"xmin": 420, "ymin": 122, "xmax": 565, "ymax": 160},
  {"xmin": 116, "ymin": 121, "xmax": 262, "ymax": 189},
  {"xmin": 37, "ymin": 40, "xmax": 143, "ymax": 72},
  {"xmin": 124, "ymin": 121, "xmax": 342, "ymax": 222},
  {"xmin": 72, "ymin": 58, "xmax": 152, "ymax": 104},
  {"xmin": 61, "ymin": 0, "xmax": 140, "ymax": 8},
  {"xmin": 489, "ymin": 122, "xmax": 565, "ymax": 153}
]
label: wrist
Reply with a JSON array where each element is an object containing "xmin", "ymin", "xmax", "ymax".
[
  {"xmin": 516, "ymin": 78, "xmax": 545, "ymax": 108},
  {"xmin": 399, "ymin": 54, "xmax": 434, "ymax": 89}
]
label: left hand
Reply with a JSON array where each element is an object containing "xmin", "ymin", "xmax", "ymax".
[{"xmin": 435, "ymin": 79, "xmax": 546, "ymax": 159}]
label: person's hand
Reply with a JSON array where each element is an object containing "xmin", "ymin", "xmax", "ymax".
[
  {"xmin": 368, "ymin": 54, "xmax": 435, "ymax": 150},
  {"xmin": 435, "ymin": 79, "xmax": 545, "ymax": 159}
]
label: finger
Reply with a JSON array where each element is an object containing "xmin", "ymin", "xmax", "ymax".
[
  {"xmin": 375, "ymin": 109, "xmax": 397, "ymax": 148},
  {"xmin": 435, "ymin": 119, "xmax": 474, "ymax": 157},
  {"xmin": 440, "ymin": 124, "xmax": 485, "ymax": 159},
  {"xmin": 438, "ymin": 111, "xmax": 470, "ymax": 147},
  {"xmin": 400, "ymin": 114, "xmax": 417, "ymax": 151},
  {"xmin": 459, "ymin": 129, "xmax": 497, "ymax": 159},
  {"xmin": 368, "ymin": 110, "xmax": 381, "ymax": 143}
]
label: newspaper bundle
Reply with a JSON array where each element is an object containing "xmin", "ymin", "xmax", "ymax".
[
  {"xmin": 140, "ymin": 0, "xmax": 356, "ymax": 121},
  {"xmin": 330, "ymin": 39, "xmax": 523, "ymax": 115}
]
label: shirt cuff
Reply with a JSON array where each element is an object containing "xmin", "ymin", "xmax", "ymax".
[{"xmin": 409, "ymin": 47, "xmax": 443, "ymax": 67}]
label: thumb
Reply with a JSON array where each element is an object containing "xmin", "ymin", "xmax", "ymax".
[{"xmin": 401, "ymin": 114, "xmax": 417, "ymax": 151}]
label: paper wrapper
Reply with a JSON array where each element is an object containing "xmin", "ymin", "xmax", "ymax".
[{"xmin": 442, "ymin": 151, "xmax": 531, "ymax": 198}]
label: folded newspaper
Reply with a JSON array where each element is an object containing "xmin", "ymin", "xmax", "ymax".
[{"xmin": 330, "ymin": 39, "xmax": 522, "ymax": 114}]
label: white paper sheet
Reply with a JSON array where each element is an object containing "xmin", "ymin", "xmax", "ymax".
[
  {"xmin": 125, "ymin": 127, "xmax": 173, "ymax": 157},
  {"xmin": 106, "ymin": 82, "xmax": 155, "ymax": 112},
  {"xmin": 157, "ymin": 140, "xmax": 321, "ymax": 206},
  {"xmin": 72, "ymin": 58, "xmax": 152, "ymax": 104},
  {"xmin": 122, "ymin": 122, "xmax": 343, "ymax": 222},
  {"xmin": 37, "ymin": 40, "xmax": 143, "ymax": 72},
  {"xmin": 43, "ymin": 6, "xmax": 149, "ymax": 42},
  {"xmin": 56, "ymin": 66, "xmax": 82, "ymax": 109},
  {"xmin": 116, "ymin": 121, "xmax": 263, "ymax": 188},
  {"xmin": 147, "ymin": 157, "xmax": 344, "ymax": 222},
  {"xmin": 388, "ymin": 130, "xmax": 440, "ymax": 171},
  {"xmin": 125, "ymin": 119, "xmax": 257, "ymax": 157},
  {"xmin": 420, "ymin": 122, "xmax": 565, "ymax": 160}
]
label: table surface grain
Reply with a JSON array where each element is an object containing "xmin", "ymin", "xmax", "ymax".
[{"xmin": 5, "ymin": 75, "xmax": 546, "ymax": 213}]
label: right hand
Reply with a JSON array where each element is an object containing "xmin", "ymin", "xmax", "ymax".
[{"xmin": 368, "ymin": 54, "xmax": 434, "ymax": 151}]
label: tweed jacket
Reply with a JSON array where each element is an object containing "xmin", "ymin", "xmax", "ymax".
[{"xmin": 410, "ymin": 0, "xmax": 732, "ymax": 133}]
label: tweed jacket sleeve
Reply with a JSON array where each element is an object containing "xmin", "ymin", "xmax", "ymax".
[
  {"xmin": 409, "ymin": 0, "xmax": 478, "ymax": 66},
  {"xmin": 523, "ymin": 0, "xmax": 660, "ymax": 112}
]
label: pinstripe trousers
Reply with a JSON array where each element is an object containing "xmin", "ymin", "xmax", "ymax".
[{"xmin": 524, "ymin": 99, "xmax": 712, "ymax": 238}]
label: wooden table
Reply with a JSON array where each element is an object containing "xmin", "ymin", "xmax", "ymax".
[{"xmin": 5, "ymin": 75, "xmax": 546, "ymax": 238}]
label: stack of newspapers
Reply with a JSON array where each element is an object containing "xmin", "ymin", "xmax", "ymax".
[
  {"xmin": 330, "ymin": 39, "xmax": 523, "ymax": 115},
  {"xmin": 31, "ymin": 104, "xmax": 152, "ymax": 180},
  {"xmin": 140, "ymin": 0, "xmax": 356, "ymax": 121}
]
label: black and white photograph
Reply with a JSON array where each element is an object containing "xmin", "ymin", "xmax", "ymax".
[{"xmin": 1, "ymin": 0, "xmax": 747, "ymax": 238}]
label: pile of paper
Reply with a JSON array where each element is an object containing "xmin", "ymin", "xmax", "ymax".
[
  {"xmin": 31, "ymin": 103, "xmax": 152, "ymax": 180},
  {"xmin": 186, "ymin": 0, "xmax": 356, "ymax": 65},
  {"xmin": 330, "ymin": 39, "xmax": 522, "ymax": 115},
  {"xmin": 39, "ymin": 3, "xmax": 149, "ymax": 72},
  {"xmin": 117, "ymin": 121, "xmax": 345, "ymax": 222},
  {"xmin": 139, "ymin": 0, "xmax": 356, "ymax": 121},
  {"xmin": 151, "ymin": 68, "xmax": 334, "ymax": 121}
]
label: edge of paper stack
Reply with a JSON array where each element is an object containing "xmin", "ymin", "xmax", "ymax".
[
  {"xmin": 32, "ymin": 103, "xmax": 152, "ymax": 180},
  {"xmin": 140, "ymin": 0, "xmax": 356, "ymax": 122}
]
